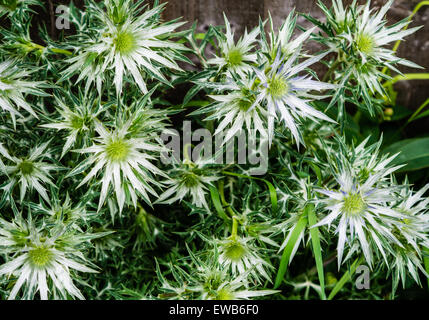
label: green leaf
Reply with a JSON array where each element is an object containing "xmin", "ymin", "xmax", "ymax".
[
  {"xmin": 209, "ymin": 186, "xmax": 230, "ymax": 223},
  {"xmin": 383, "ymin": 137, "xmax": 429, "ymax": 172},
  {"xmin": 308, "ymin": 204, "xmax": 326, "ymax": 299},
  {"xmin": 274, "ymin": 213, "xmax": 308, "ymax": 289},
  {"xmin": 328, "ymin": 257, "xmax": 363, "ymax": 300},
  {"xmin": 390, "ymin": 105, "xmax": 413, "ymax": 121},
  {"xmin": 222, "ymin": 171, "xmax": 278, "ymax": 214}
]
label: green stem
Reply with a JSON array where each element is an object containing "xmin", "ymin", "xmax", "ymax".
[
  {"xmin": 218, "ymin": 180, "xmax": 235, "ymax": 218},
  {"xmin": 231, "ymin": 217, "xmax": 238, "ymax": 239},
  {"xmin": 322, "ymin": 59, "xmax": 341, "ymax": 83}
]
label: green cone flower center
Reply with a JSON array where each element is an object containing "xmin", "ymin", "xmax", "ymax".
[
  {"xmin": 70, "ymin": 115, "xmax": 84, "ymax": 130},
  {"xmin": 343, "ymin": 193, "xmax": 366, "ymax": 215},
  {"xmin": 19, "ymin": 160, "xmax": 34, "ymax": 175},
  {"xmin": 357, "ymin": 34, "xmax": 375, "ymax": 54},
  {"xmin": 215, "ymin": 287, "xmax": 235, "ymax": 300},
  {"xmin": 227, "ymin": 48, "xmax": 243, "ymax": 66},
  {"xmin": 224, "ymin": 241, "xmax": 246, "ymax": 262},
  {"xmin": 237, "ymin": 99, "xmax": 252, "ymax": 112},
  {"xmin": 182, "ymin": 172, "xmax": 200, "ymax": 188},
  {"xmin": 114, "ymin": 31, "xmax": 135, "ymax": 54},
  {"xmin": 269, "ymin": 76, "xmax": 288, "ymax": 98},
  {"xmin": 28, "ymin": 246, "xmax": 52, "ymax": 267},
  {"xmin": 106, "ymin": 139, "xmax": 130, "ymax": 162}
]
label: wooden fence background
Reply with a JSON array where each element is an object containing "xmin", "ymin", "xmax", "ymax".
[{"xmin": 21, "ymin": 1, "xmax": 429, "ymax": 126}]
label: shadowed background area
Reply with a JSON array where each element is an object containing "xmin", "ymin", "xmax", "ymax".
[{"xmin": 21, "ymin": 0, "xmax": 429, "ymax": 133}]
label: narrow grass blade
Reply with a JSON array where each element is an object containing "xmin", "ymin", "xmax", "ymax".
[
  {"xmin": 328, "ymin": 257, "xmax": 363, "ymax": 300},
  {"xmin": 274, "ymin": 214, "xmax": 308, "ymax": 289},
  {"xmin": 307, "ymin": 204, "xmax": 326, "ymax": 299}
]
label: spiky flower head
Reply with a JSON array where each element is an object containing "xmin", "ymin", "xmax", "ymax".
[
  {"xmin": 40, "ymin": 92, "xmax": 102, "ymax": 158},
  {"xmin": 62, "ymin": 0, "xmax": 186, "ymax": 95},
  {"xmin": 0, "ymin": 141, "xmax": 58, "ymax": 203},
  {"xmin": 263, "ymin": 10, "xmax": 315, "ymax": 60},
  {"xmin": 157, "ymin": 249, "xmax": 278, "ymax": 300},
  {"xmin": 208, "ymin": 13, "xmax": 259, "ymax": 78},
  {"xmin": 318, "ymin": 0, "xmax": 422, "ymax": 108},
  {"xmin": 386, "ymin": 182, "xmax": 429, "ymax": 292},
  {"xmin": 0, "ymin": 214, "xmax": 98, "ymax": 300},
  {"xmin": 157, "ymin": 158, "xmax": 219, "ymax": 211},
  {"xmin": 195, "ymin": 76, "xmax": 268, "ymax": 144},
  {"xmin": 254, "ymin": 50, "xmax": 336, "ymax": 146},
  {"xmin": 217, "ymin": 234, "xmax": 272, "ymax": 283},
  {"xmin": 0, "ymin": 59, "xmax": 46, "ymax": 125},
  {"xmin": 315, "ymin": 164, "xmax": 406, "ymax": 267},
  {"xmin": 69, "ymin": 119, "xmax": 166, "ymax": 214}
]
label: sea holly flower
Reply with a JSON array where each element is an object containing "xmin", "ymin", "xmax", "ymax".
[
  {"xmin": 343, "ymin": 0, "xmax": 421, "ymax": 68},
  {"xmin": 208, "ymin": 14, "xmax": 259, "ymax": 77},
  {"xmin": 156, "ymin": 158, "xmax": 219, "ymax": 211},
  {"xmin": 253, "ymin": 50, "xmax": 336, "ymax": 146},
  {"xmin": 385, "ymin": 181, "xmax": 429, "ymax": 291},
  {"xmin": 333, "ymin": 136, "xmax": 401, "ymax": 185},
  {"xmin": 262, "ymin": 10, "xmax": 315, "ymax": 60},
  {"xmin": 202, "ymin": 272, "xmax": 278, "ymax": 300},
  {"xmin": 68, "ymin": 120, "xmax": 166, "ymax": 214},
  {"xmin": 0, "ymin": 141, "xmax": 58, "ymax": 203},
  {"xmin": 62, "ymin": 0, "xmax": 186, "ymax": 95},
  {"xmin": 194, "ymin": 76, "xmax": 268, "ymax": 144},
  {"xmin": 315, "ymin": 168, "xmax": 406, "ymax": 267},
  {"xmin": 217, "ymin": 233, "xmax": 272, "ymax": 283},
  {"xmin": 0, "ymin": 59, "xmax": 46, "ymax": 124},
  {"xmin": 40, "ymin": 92, "xmax": 102, "ymax": 158},
  {"xmin": 316, "ymin": 0, "xmax": 422, "ymax": 109},
  {"xmin": 0, "ymin": 216, "xmax": 98, "ymax": 300}
]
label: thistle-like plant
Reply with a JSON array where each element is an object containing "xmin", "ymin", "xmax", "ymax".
[
  {"xmin": 208, "ymin": 14, "xmax": 259, "ymax": 78},
  {"xmin": 68, "ymin": 119, "xmax": 166, "ymax": 214},
  {"xmin": 157, "ymin": 157, "xmax": 219, "ymax": 210},
  {"xmin": 194, "ymin": 76, "xmax": 268, "ymax": 144},
  {"xmin": 0, "ymin": 214, "xmax": 99, "ymax": 300},
  {"xmin": 40, "ymin": 91, "xmax": 103, "ymax": 158},
  {"xmin": 0, "ymin": 59, "xmax": 46, "ymax": 124},
  {"xmin": 315, "ymin": 164, "xmax": 406, "ymax": 267},
  {"xmin": 315, "ymin": 0, "xmax": 422, "ymax": 111},
  {"xmin": 253, "ymin": 50, "xmax": 336, "ymax": 146},
  {"xmin": 0, "ymin": 141, "xmax": 59, "ymax": 204},
  {"xmin": 62, "ymin": 0, "xmax": 187, "ymax": 95}
]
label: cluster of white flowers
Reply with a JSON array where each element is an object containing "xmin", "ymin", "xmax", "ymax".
[{"xmin": 0, "ymin": 0, "xmax": 427, "ymax": 301}]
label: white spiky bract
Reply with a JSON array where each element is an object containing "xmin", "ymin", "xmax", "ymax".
[
  {"xmin": 62, "ymin": 0, "xmax": 186, "ymax": 95},
  {"xmin": 199, "ymin": 78, "xmax": 268, "ymax": 144},
  {"xmin": 157, "ymin": 158, "xmax": 219, "ymax": 210},
  {"xmin": 217, "ymin": 235, "xmax": 272, "ymax": 283},
  {"xmin": 315, "ymin": 166, "xmax": 406, "ymax": 267},
  {"xmin": 388, "ymin": 182, "xmax": 429, "ymax": 290},
  {"xmin": 254, "ymin": 51, "xmax": 336, "ymax": 146},
  {"xmin": 40, "ymin": 95, "xmax": 100, "ymax": 158},
  {"xmin": 0, "ymin": 217, "xmax": 97, "ymax": 300},
  {"xmin": 70, "ymin": 120, "xmax": 165, "ymax": 213},
  {"xmin": 0, "ymin": 59, "xmax": 46, "ymax": 123},
  {"xmin": 321, "ymin": 0, "xmax": 422, "ymax": 105},
  {"xmin": 208, "ymin": 14, "xmax": 259, "ymax": 77},
  {"xmin": 0, "ymin": 141, "xmax": 58, "ymax": 203}
]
